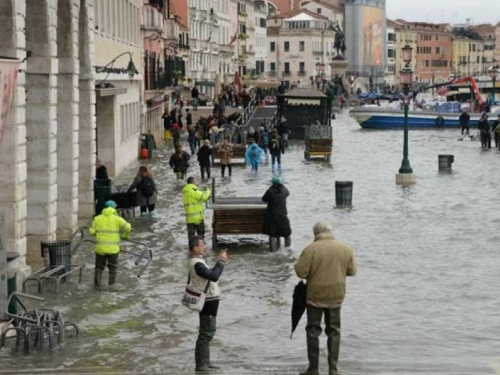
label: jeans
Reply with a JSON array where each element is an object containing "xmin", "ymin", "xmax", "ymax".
[
  {"xmin": 189, "ymin": 139, "xmax": 196, "ymax": 155},
  {"xmin": 176, "ymin": 171, "xmax": 186, "ymax": 180},
  {"xmin": 187, "ymin": 221, "xmax": 205, "ymax": 240},
  {"xmin": 221, "ymin": 164, "xmax": 232, "ymax": 177},
  {"xmin": 193, "ymin": 97, "xmax": 199, "ymax": 110},
  {"xmin": 271, "ymin": 153, "xmax": 281, "ymax": 170},
  {"xmin": 200, "ymin": 165, "xmax": 211, "ymax": 180},
  {"xmin": 305, "ymin": 305, "xmax": 341, "ymax": 373},
  {"xmin": 140, "ymin": 204, "xmax": 155, "ymax": 214},
  {"xmin": 250, "ymin": 160, "xmax": 259, "ymax": 172}
]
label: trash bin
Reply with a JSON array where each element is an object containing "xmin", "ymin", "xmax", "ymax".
[
  {"xmin": 141, "ymin": 133, "xmax": 156, "ymax": 159},
  {"xmin": 335, "ymin": 181, "xmax": 353, "ymax": 208},
  {"xmin": 7, "ymin": 271, "xmax": 17, "ymax": 315},
  {"xmin": 107, "ymin": 192, "xmax": 136, "ymax": 209},
  {"xmin": 41, "ymin": 240, "xmax": 72, "ymax": 280},
  {"xmin": 438, "ymin": 155, "xmax": 454, "ymax": 173},
  {"xmin": 94, "ymin": 178, "xmax": 112, "ymax": 216}
]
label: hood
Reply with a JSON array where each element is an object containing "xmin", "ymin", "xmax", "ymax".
[
  {"xmin": 182, "ymin": 183, "xmax": 197, "ymax": 193},
  {"xmin": 102, "ymin": 207, "xmax": 117, "ymax": 216},
  {"xmin": 314, "ymin": 232, "xmax": 335, "ymax": 242}
]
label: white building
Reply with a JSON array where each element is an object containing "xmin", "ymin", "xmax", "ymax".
[
  {"xmin": 254, "ymin": 1, "xmax": 268, "ymax": 79},
  {"xmin": 94, "ymin": 0, "xmax": 143, "ymax": 177},
  {"xmin": 0, "ymin": 0, "xmax": 96, "ymax": 279},
  {"xmin": 267, "ymin": 11, "xmax": 336, "ymax": 86},
  {"xmin": 301, "ymin": 0, "xmax": 344, "ymax": 27}
]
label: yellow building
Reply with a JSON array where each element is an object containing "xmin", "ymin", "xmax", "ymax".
[{"xmin": 452, "ymin": 37, "xmax": 484, "ymax": 77}]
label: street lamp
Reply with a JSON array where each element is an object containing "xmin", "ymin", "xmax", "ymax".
[
  {"xmin": 315, "ymin": 63, "xmax": 325, "ymax": 90},
  {"xmin": 95, "ymin": 52, "xmax": 139, "ymax": 87},
  {"xmin": 398, "ymin": 45, "xmax": 414, "ymax": 176}
]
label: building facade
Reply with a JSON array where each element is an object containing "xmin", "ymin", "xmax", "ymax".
[
  {"xmin": 254, "ymin": 2, "xmax": 268, "ymax": 79},
  {"xmin": 344, "ymin": 0, "xmax": 387, "ymax": 90},
  {"xmin": 94, "ymin": 0, "xmax": 143, "ymax": 178},
  {"xmin": 470, "ymin": 24, "xmax": 498, "ymax": 73},
  {"xmin": 267, "ymin": 11, "xmax": 336, "ymax": 86},
  {"xmin": 0, "ymin": 0, "xmax": 96, "ymax": 277},
  {"xmin": 452, "ymin": 37, "xmax": 484, "ymax": 77},
  {"xmin": 385, "ymin": 20, "xmax": 397, "ymax": 88}
]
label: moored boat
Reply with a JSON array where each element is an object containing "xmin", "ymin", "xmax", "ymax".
[{"xmin": 349, "ymin": 106, "xmax": 482, "ymax": 129}]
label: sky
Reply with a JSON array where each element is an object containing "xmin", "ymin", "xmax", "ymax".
[{"xmin": 386, "ymin": 0, "xmax": 500, "ymax": 25}]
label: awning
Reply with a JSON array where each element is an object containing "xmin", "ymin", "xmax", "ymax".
[
  {"xmin": 96, "ymin": 87, "xmax": 127, "ymax": 97},
  {"xmin": 195, "ymin": 80, "xmax": 215, "ymax": 87}
]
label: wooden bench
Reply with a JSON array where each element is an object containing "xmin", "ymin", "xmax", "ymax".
[{"xmin": 211, "ymin": 144, "xmax": 247, "ymax": 166}]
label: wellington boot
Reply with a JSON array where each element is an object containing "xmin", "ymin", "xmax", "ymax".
[
  {"xmin": 195, "ymin": 364, "xmax": 213, "ymax": 373},
  {"xmin": 299, "ymin": 369, "xmax": 319, "ymax": 375},
  {"xmin": 207, "ymin": 363, "xmax": 221, "ymax": 370},
  {"xmin": 94, "ymin": 269, "xmax": 103, "ymax": 288},
  {"xmin": 108, "ymin": 271, "xmax": 117, "ymax": 286},
  {"xmin": 285, "ymin": 236, "xmax": 292, "ymax": 247}
]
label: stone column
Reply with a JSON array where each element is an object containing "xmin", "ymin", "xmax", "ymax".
[
  {"xmin": 78, "ymin": 0, "xmax": 96, "ymax": 219},
  {"xmin": 0, "ymin": 0, "xmax": 30, "ymax": 277},
  {"xmin": 56, "ymin": 0, "xmax": 80, "ymax": 238},
  {"xmin": 25, "ymin": 0, "xmax": 59, "ymax": 260}
]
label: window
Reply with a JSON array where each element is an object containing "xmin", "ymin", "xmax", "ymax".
[
  {"xmin": 237, "ymin": 2, "xmax": 246, "ymax": 14},
  {"xmin": 284, "ymin": 41, "xmax": 290, "ymax": 52},
  {"xmin": 270, "ymin": 62, "xmax": 276, "ymax": 71},
  {"xmin": 317, "ymin": 8, "xmax": 322, "ymax": 14},
  {"xmin": 299, "ymin": 41, "xmax": 305, "ymax": 52},
  {"xmin": 436, "ymin": 47, "xmax": 440, "ymax": 54},
  {"xmin": 388, "ymin": 49, "xmax": 395, "ymax": 58},
  {"xmin": 388, "ymin": 33, "xmax": 396, "ymax": 42},
  {"xmin": 239, "ymin": 23, "xmax": 246, "ymax": 34},
  {"xmin": 299, "ymin": 62, "xmax": 305, "ymax": 72},
  {"xmin": 270, "ymin": 42, "xmax": 275, "ymax": 52},
  {"xmin": 284, "ymin": 62, "xmax": 290, "ymax": 73}
]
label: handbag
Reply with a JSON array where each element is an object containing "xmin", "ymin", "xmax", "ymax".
[{"xmin": 182, "ymin": 275, "xmax": 210, "ymax": 312}]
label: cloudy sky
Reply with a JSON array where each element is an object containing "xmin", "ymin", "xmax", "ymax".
[{"xmin": 386, "ymin": 0, "xmax": 500, "ymax": 25}]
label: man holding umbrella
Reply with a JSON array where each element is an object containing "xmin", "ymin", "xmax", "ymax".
[{"xmin": 294, "ymin": 221, "xmax": 357, "ymax": 375}]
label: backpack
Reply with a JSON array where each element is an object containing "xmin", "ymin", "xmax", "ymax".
[
  {"xmin": 261, "ymin": 133, "xmax": 269, "ymax": 146},
  {"xmin": 251, "ymin": 147, "xmax": 258, "ymax": 158},
  {"xmin": 138, "ymin": 176, "xmax": 155, "ymax": 198},
  {"xmin": 270, "ymin": 138, "xmax": 279, "ymax": 151}
]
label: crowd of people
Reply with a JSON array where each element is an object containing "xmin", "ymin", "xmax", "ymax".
[{"xmin": 460, "ymin": 110, "xmax": 500, "ymax": 148}]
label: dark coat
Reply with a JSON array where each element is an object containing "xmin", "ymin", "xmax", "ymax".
[
  {"xmin": 128, "ymin": 176, "xmax": 158, "ymax": 206},
  {"xmin": 169, "ymin": 151, "xmax": 190, "ymax": 172},
  {"xmin": 197, "ymin": 145, "xmax": 212, "ymax": 167},
  {"xmin": 96, "ymin": 165, "xmax": 109, "ymax": 180},
  {"xmin": 262, "ymin": 184, "xmax": 292, "ymax": 237},
  {"xmin": 269, "ymin": 135, "xmax": 284, "ymax": 156}
]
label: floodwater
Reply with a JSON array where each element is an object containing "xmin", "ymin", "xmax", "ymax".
[{"xmin": 1, "ymin": 113, "xmax": 500, "ymax": 375}]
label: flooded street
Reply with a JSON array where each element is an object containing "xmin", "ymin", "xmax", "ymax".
[{"xmin": 2, "ymin": 113, "xmax": 500, "ymax": 374}]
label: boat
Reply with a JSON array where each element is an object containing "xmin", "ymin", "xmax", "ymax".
[
  {"xmin": 349, "ymin": 106, "xmax": 482, "ymax": 129},
  {"xmin": 349, "ymin": 75, "xmax": 490, "ymax": 129}
]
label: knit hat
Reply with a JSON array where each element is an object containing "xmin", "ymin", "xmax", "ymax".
[
  {"xmin": 105, "ymin": 200, "xmax": 117, "ymax": 208},
  {"xmin": 203, "ymin": 139, "xmax": 210, "ymax": 145},
  {"xmin": 271, "ymin": 175, "xmax": 281, "ymax": 184}
]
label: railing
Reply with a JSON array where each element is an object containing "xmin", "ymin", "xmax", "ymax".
[
  {"xmin": 297, "ymin": 70, "xmax": 307, "ymax": 76},
  {"xmin": 282, "ymin": 71, "xmax": 291, "ymax": 76},
  {"xmin": 268, "ymin": 71, "xmax": 277, "ymax": 76}
]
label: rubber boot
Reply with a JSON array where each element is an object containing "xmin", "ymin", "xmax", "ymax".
[
  {"xmin": 207, "ymin": 316, "xmax": 220, "ymax": 370},
  {"xmin": 108, "ymin": 270, "xmax": 117, "ymax": 286},
  {"xmin": 94, "ymin": 269, "xmax": 103, "ymax": 287},
  {"xmin": 195, "ymin": 341, "xmax": 211, "ymax": 372},
  {"xmin": 285, "ymin": 236, "xmax": 292, "ymax": 247},
  {"xmin": 299, "ymin": 335, "xmax": 320, "ymax": 375}
]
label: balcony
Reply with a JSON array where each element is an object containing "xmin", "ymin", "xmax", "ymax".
[
  {"xmin": 164, "ymin": 18, "xmax": 179, "ymax": 42},
  {"xmin": 313, "ymin": 51, "xmax": 324, "ymax": 56},
  {"xmin": 143, "ymin": 4, "xmax": 163, "ymax": 32},
  {"xmin": 268, "ymin": 71, "xmax": 277, "ymax": 76},
  {"xmin": 297, "ymin": 70, "xmax": 307, "ymax": 76},
  {"xmin": 282, "ymin": 71, "xmax": 291, "ymax": 76}
]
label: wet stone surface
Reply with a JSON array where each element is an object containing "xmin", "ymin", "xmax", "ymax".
[{"xmin": 1, "ymin": 113, "xmax": 500, "ymax": 374}]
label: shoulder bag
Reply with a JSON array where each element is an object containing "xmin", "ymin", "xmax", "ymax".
[{"xmin": 182, "ymin": 275, "xmax": 210, "ymax": 312}]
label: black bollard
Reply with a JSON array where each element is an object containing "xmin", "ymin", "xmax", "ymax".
[
  {"xmin": 335, "ymin": 181, "xmax": 353, "ymax": 208},
  {"xmin": 438, "ymin": 155, "xmax": 454, "ymax": 173}
]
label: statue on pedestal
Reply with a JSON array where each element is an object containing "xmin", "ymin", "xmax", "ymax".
[{"xmin": 331, "ymin": 24, "xmax": 346, "ymax": 60}]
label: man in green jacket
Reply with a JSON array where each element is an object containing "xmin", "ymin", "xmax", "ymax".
[
  {"xmin": 294, "ymin": 221, "xmax": 357, "ymax": 375},
  {"xmin": 182, "ymin": 177, "xmax": 211, "ymax": 240},
  {"xmin": 89, "ymin": 200, "xmax": 132, "ymax": 287}
]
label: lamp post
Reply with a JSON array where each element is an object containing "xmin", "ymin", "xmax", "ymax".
[
  {"xmin": 95, "ymin": 52, "xmax": 139, "ymax": 87},
  {"xmin": 315, "ymin": 62, "xmax": 325, "ymax": 90},
  {"xmin": 397, "ymin": 45, "xmax": 415, "ymax": 184}
]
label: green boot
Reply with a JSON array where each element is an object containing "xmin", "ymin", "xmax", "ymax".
[
  {"xmin": 195, "ymin": 340, "xmax": 211, "ymax": 372},
  {"xmin": 94, "ymin": 269, "xmax": 103, "ymax": 288}
]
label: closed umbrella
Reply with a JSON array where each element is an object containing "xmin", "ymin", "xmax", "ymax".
[{"xmin": 290, "ymin": 280, "xmax": 307, "ymax": 339}]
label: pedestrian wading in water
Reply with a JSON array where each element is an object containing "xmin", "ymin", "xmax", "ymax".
[
  {"xmin": 169, "ymin": 145, "xmax": 191, "ymax": 180},
  {"xmin": 186, "ymin": 236, "xmax": 228, "ymax": 372},
  {"xmin": 182, "ymin": 177, "xmax": 211, "ymax": 241},
  {"xmin": 218, "ymin": 138, "xmax": 233, "ymax": 178},
  {"xmin": 127, "ymin": 166, "xmax": 158, "ymax": 217},
  {"xmin": 262, "ymin": 175, "xmax": 292, "ymax": 248},
  {"xmin": 295, "ymin": 221, "xmax": 357, "ymax": 375},
  {"xmin": 89, "ymin": 200, "xmax": 132, "ymax": 287},
  {"xmin": 197, "ymin": 139, "xmax": 212, "ymax": 180}
]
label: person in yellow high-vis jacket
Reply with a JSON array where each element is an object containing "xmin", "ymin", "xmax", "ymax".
[
  {"xmin": 89, "ymin": 200, "xmax": 132, "ymax": 287},
  {"xmin": 182, "ymin": 177, "xmax": 211, "ymax": 240}
]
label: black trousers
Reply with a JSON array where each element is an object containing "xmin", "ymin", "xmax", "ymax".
[
  {"xmin": 461, "ymin": 125, "xmax": 469, "ymax": 136},
  {"xmin": 200, "ymin": 165, "xmax": 211, "ymax": 179},
  {"xmin": 140, "ymin": 204, "xmax": 155, "ymax": 214},
  {"xmin": 95, "ymin": 253, "xmax": 118, "ymax": 272},
  {"xmin": 221, "ymin": 164, "xmax": 232, "ymax": 177},
  {"xmin": 187, "ymin": 221, "xmax": 205, "ymax": 239}
]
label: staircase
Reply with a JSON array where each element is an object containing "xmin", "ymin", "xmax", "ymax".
[
  {"xmin": 246, "ymin": 107, "xmax": 278, "ymax": 130},
  {"xmin": 236, "ymin": 94, "xmax": 279, "ymax": 132}
]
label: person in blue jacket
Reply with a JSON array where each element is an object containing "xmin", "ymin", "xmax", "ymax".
[{"xmin": 245, "ymin": 142, "xmax": 263, "ymax": 174}]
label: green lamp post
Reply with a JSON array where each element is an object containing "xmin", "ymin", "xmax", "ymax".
[{"xmin": 399, "ymin": 45, "xmax": 414, "ymax": 175}]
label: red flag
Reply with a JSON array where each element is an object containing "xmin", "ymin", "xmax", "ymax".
[{"xmin": 229, "ymin": 31, "xmax": 238, "ymax": 46}]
